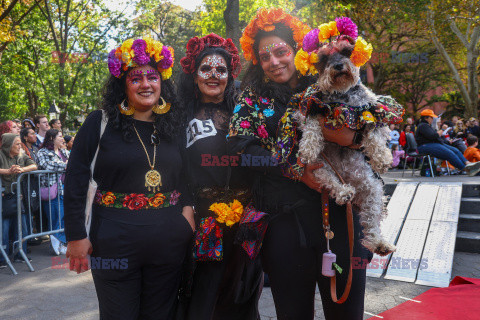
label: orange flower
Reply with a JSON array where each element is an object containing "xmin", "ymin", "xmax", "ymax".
[
  {"xmin": 148, "ymin": 193, "xmax": 166, "ymax": 207},
  {"xmin": 102, "ymin": 192, "xmax": 116, "ymax": 205},
  {"xmin": 240, "ymin": 8, "xmax": 310, "ymax": 65},
  {"xmin": 351, "ymin": 36, "xmax": 373, "ymax": 67}
]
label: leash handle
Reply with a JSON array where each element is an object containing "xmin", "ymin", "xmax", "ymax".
[{"xmin": 320, "ymin": 152, "xmax": 354, "ymax": 304}]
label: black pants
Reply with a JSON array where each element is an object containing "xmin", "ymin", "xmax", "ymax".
[
  {"xmin": 90, "ymin": 211, "xmax": 193, "ymax": 320},
  {"xmin": 261, "ymin": 198, "xmax": 371, "ymax": 320},
  {"xmin": 183, "ymin": 227, "xmax": 263, "ymax": 320}
]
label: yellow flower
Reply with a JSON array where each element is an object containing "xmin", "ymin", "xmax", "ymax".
[
  {"xmin": 230, "ymin": 199, "xmax": 243, "ymax": 215},
  {"xmin": 318, "ymin": 21, "xmax": 338, "ymax": 42},
  {"xmin": 351, "ymin": 37, "xmax": 373, "ymax": 67},
  {"xmin": 294, "ymin": 49, "xmax": 319, "ymax": 76},
  {"xmin": 209, "ymin": 200, "xmax": 243, "ymax": 227},
  {"xmin": 160, "ymin": 67, "xmax": 172, "ymax": 80},
  {"xmin": 362, "ymin": 111, "xmax": 376, "ymax": 122}
]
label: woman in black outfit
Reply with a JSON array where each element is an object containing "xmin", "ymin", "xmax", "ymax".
[
  {"xmin": 64, "ymin": 38, "xmax": 194, "ymax": 320},
  {"xmin": 228, "ymin": 8, "xmax": 376, "ymax": 319},
  {"xmin": 177, "ymin": 33, "xmax": 262, "ymax": 320}
]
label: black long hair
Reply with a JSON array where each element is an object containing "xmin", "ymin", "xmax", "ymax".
[
  {"xmin": 101, "ymin": 61, "xmax": 186, "ymax": 142},
  {"xmin": 241, "ymin": 23, "xmax": 315, "ymax": 105},
  {"xmin": 177, "ymin": 46, "xmax": 237, "ymax": 118}
]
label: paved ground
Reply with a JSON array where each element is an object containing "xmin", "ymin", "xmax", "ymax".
[
  {"xmin": 1, "ymin": 171, "xmax": 479, "ymax": 319},
  {"xmin": 1, "ymin": 241, "xmax": 479, "ymax": 320}
]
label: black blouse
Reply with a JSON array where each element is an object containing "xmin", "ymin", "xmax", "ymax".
[{"xmin": 64, "ymin": 110, "xmax": 193, "ymax": 241}]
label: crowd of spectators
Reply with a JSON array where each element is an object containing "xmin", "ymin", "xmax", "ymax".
[
  {"xmin": 0, "ymin": 115, "xmax": 74, "ymax": 268},
  {"xmin": 388, "ymin": 110, "xmax": 480, "ymax": 176}
]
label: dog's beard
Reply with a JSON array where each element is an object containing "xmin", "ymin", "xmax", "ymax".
[{"xmin": 316, "ymin": 63, "xmax": 359, "ymax": 94}]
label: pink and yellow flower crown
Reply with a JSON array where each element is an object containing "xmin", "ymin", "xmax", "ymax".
[
  {"xmin": 294, "ymin": 17, "xmax": 373, "ymax": 75},
  {"xmin": 240, "ymin": 8, "xmax": 311, "ymax": 65},
  {"xmin": 108, "ymin": 38, "xmax": 174, "ymax": 80}
]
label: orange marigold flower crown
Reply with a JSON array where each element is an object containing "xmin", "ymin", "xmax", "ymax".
[{"xmin": 240, "ymin": 8, "xmax": 311, "ymax": 65}]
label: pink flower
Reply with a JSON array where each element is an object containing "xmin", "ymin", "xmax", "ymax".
[
  {"xmin": 132, "ymin": 39, "xmax": 150, "ymax": 65},
  {"xmin": 257, "ymin": 125, "xmax": 268, "ymax": 139},
  {"xmin": 240, "ymin": 121, "xmax": 251, "ymax": 129},
  {"xmin": 303, "ymin": 29, "xmax": 320, "ymax": 53},
  {"xmin": 245, "ymin": 98, "xmax": 253, "ymax": 106},
  {"xmin": 335, "ymin": 17, "xmax": 358, "ymax": 40}
]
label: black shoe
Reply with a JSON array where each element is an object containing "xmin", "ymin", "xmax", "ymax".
[
  {"xmin": 13, "ymin": 255, "xmax": 32, "ymax": 263},
  {"xmin": 27, "ymin": 237, "xmax": 43, "ymax": 246},
  {"xmin": 0, "ymin": 261, "xmax": 7, "ymax": 269}
]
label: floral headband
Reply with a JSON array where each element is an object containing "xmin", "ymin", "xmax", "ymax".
[
  {"xmin": 180, "ymin": 33, "xmax": 241, "ymax": 78},
  {"xmin": 240, "ymin": 8, "xmax": 311, "ymax": 65},
  {"xmin": 108, "ymin": 38, "xmax": 174, "ymax": 80},
  {"xmin": 294, "ymin": 17, "xmax": 373, "ymax": 75}
]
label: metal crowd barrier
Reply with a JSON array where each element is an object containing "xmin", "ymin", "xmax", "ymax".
[{"xmin": 1, "ymin": 170, "xmax": 65, "ymax": 275}]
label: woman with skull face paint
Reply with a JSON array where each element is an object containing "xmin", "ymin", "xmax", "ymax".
[
  {"xmin": 228, "ymin": 8, "xmax": 380, "ymax": 319},
  {"xmin": 177, "ymin": 34, "xmax": 262, "ymax": 320}
]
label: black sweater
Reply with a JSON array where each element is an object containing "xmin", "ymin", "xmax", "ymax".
[
  {"xmin": 415, "ymin": 120, "xmax": 442, "ymax": 146},
  {"xmin": 64, "ymin": 110, "xmax": 193, "ymax": 241}
]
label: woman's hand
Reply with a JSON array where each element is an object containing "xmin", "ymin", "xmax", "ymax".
[
  {"xmin": 300, "ymin": 162, "xmax": 324, "ymax": 192},
  {"xmin": 318, "ymin": 117, "xmax": 362, "ymax": 149},
  {"xmin": 66, "ymin": 238, "xmax": 93, "ymax": 274},
  {"xmin": 182, "ymin": 206, "xmax": 195, "ymax": 232}
]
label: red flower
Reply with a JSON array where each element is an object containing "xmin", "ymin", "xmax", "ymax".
[
  {"xmin": 224, "ymin": 38, "xmax": 238, "ymax": 54},
  {"xmin": 123, "ymin": 193, "xmax": 149, "ymax": 210},
  {"xmin": 204, "ymin": 33, "xmax": 225, "ymax": 47},
  {"xmin": 186, "ymin": 37, "xmax": 205, "ymax": 56},
  {"xmin": 180, "ymin": 56, "xmax": 195, "ymax": 74}
]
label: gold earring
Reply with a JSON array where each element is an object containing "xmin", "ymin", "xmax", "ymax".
[
  {"xmin": 263, "ymin": 74, "xmax": 270, "ymax": 83},
  {"xmin": 152, "ymin": 96, "xmax": 171, "ymax": 114},
  {"xmin": 118, "ymin": 99, "xmax": 134, "ymax": 115}
]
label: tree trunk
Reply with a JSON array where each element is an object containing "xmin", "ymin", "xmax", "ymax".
[
  {"xmin": 426, "ymin": 7, "xmax": 479, "ymax": 118},
  {"xmin": 224, "ymin": 0, "xmax": 240, "ymax": 50}
]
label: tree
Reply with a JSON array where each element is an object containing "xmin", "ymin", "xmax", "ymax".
[
  {"xmin": 426, "ymin": 0, "xmax": 480, "ymax": 118},
  {"xmin": 132, "ymin": 0, "xmax": 198, "ymax": 75},
  {"xmin": 33, "ymin": 0, "xmax": 126, "ymax": 123},
  {"xmin": 0, "ymin": 0, "xmax": 39, "ymax": 58}
]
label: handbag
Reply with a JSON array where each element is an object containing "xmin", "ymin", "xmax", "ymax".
[
  {"xmin": 1, "ymin": 193, "xmax": 25, "ymax": 219},
  {"xmin": 40, "ymin": 183, "xmax": 58, "ymax": 201},
  {"xmin": 85, "ymin": 110, "xmax": 107, "ymax": 237}
]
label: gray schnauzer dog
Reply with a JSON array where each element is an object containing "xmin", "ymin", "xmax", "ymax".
[{"xmin": 295, "ymin": 36, "xmax": 396, "ymax": 256}]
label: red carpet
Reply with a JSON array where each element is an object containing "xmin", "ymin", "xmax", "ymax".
[{"xmin": 373, "ymin": 277, "xmax": 480, "ymax": 319}]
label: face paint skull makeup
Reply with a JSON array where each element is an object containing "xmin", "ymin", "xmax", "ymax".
[{"xmin": 197, "ymin": 55, "xmax": 229, "ymax": 80}]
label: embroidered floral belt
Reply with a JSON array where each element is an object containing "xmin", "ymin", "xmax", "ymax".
[{"xmin": 94, "ymin": 190, "xmax": 181, "ymax": 210}]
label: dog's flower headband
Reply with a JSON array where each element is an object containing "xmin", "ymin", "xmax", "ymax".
[
  {"xmin": 108, "ymin": 38, "xmax": 174, "ymax": 80},
  {"xmin": 295, "ymin": 17, "xmax": 373, "ymax": 75},
  {"xmin": 240, "ymin": 8, "xmax": 311, "ymax": 65},
  {"xmin": 180, "ymin": 33, "xmax": 241, "ymax": 78}
]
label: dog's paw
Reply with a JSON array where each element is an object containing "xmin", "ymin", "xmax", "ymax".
[
  {"xmin": 334, "ymin": 184, "xmax": 356, "ymax": 205},
  {"xmin": 373, "ymin": 241, "xmax": 396, "ymax": 256}
]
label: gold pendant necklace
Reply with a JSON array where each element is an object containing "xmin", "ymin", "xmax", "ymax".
[{"xmin": 133, "ymin": 124, "xmax": 162, "ymax": 192}]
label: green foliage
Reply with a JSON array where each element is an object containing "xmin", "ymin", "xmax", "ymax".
[
  {"xmin": 195, "ymin": 0, "xmax": 295, "ymax": 37},
  {"xmin": 0, "ymin": 0, "xmax": 126, "ymax": 126},
  {"xmin": 132, "ymin": 0, "xmax": 199, "ymax": 76}
]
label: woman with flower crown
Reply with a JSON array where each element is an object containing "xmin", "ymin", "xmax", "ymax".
[
  {"xmin": 176, "ymin": 33, "xmax": 262, "ymax": 320},
  {"xmin": 228, "ymin": 8, "xmax": 386, "ymax": 319},
  {"xmin": 63, "ymin": 38, "xmax": 194, "ymax": 319}
]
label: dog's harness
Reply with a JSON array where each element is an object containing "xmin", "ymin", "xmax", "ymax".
[{"xmin": 320, "ymin": 152, "xmax": 354, "ymax": 304}]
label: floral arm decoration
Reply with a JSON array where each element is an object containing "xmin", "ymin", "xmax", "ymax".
[
  {"xmin": 275, "ymin": 93, "xmax": 306, "ymax": 181},
  {"xmin": 228, "ymin": 87, "xmax": 271, "ymax": 154}
]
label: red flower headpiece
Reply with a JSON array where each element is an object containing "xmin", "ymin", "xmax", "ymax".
[{"xmin": 180, "ymin": 33, "xmax": 241, "ymax": 78}]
